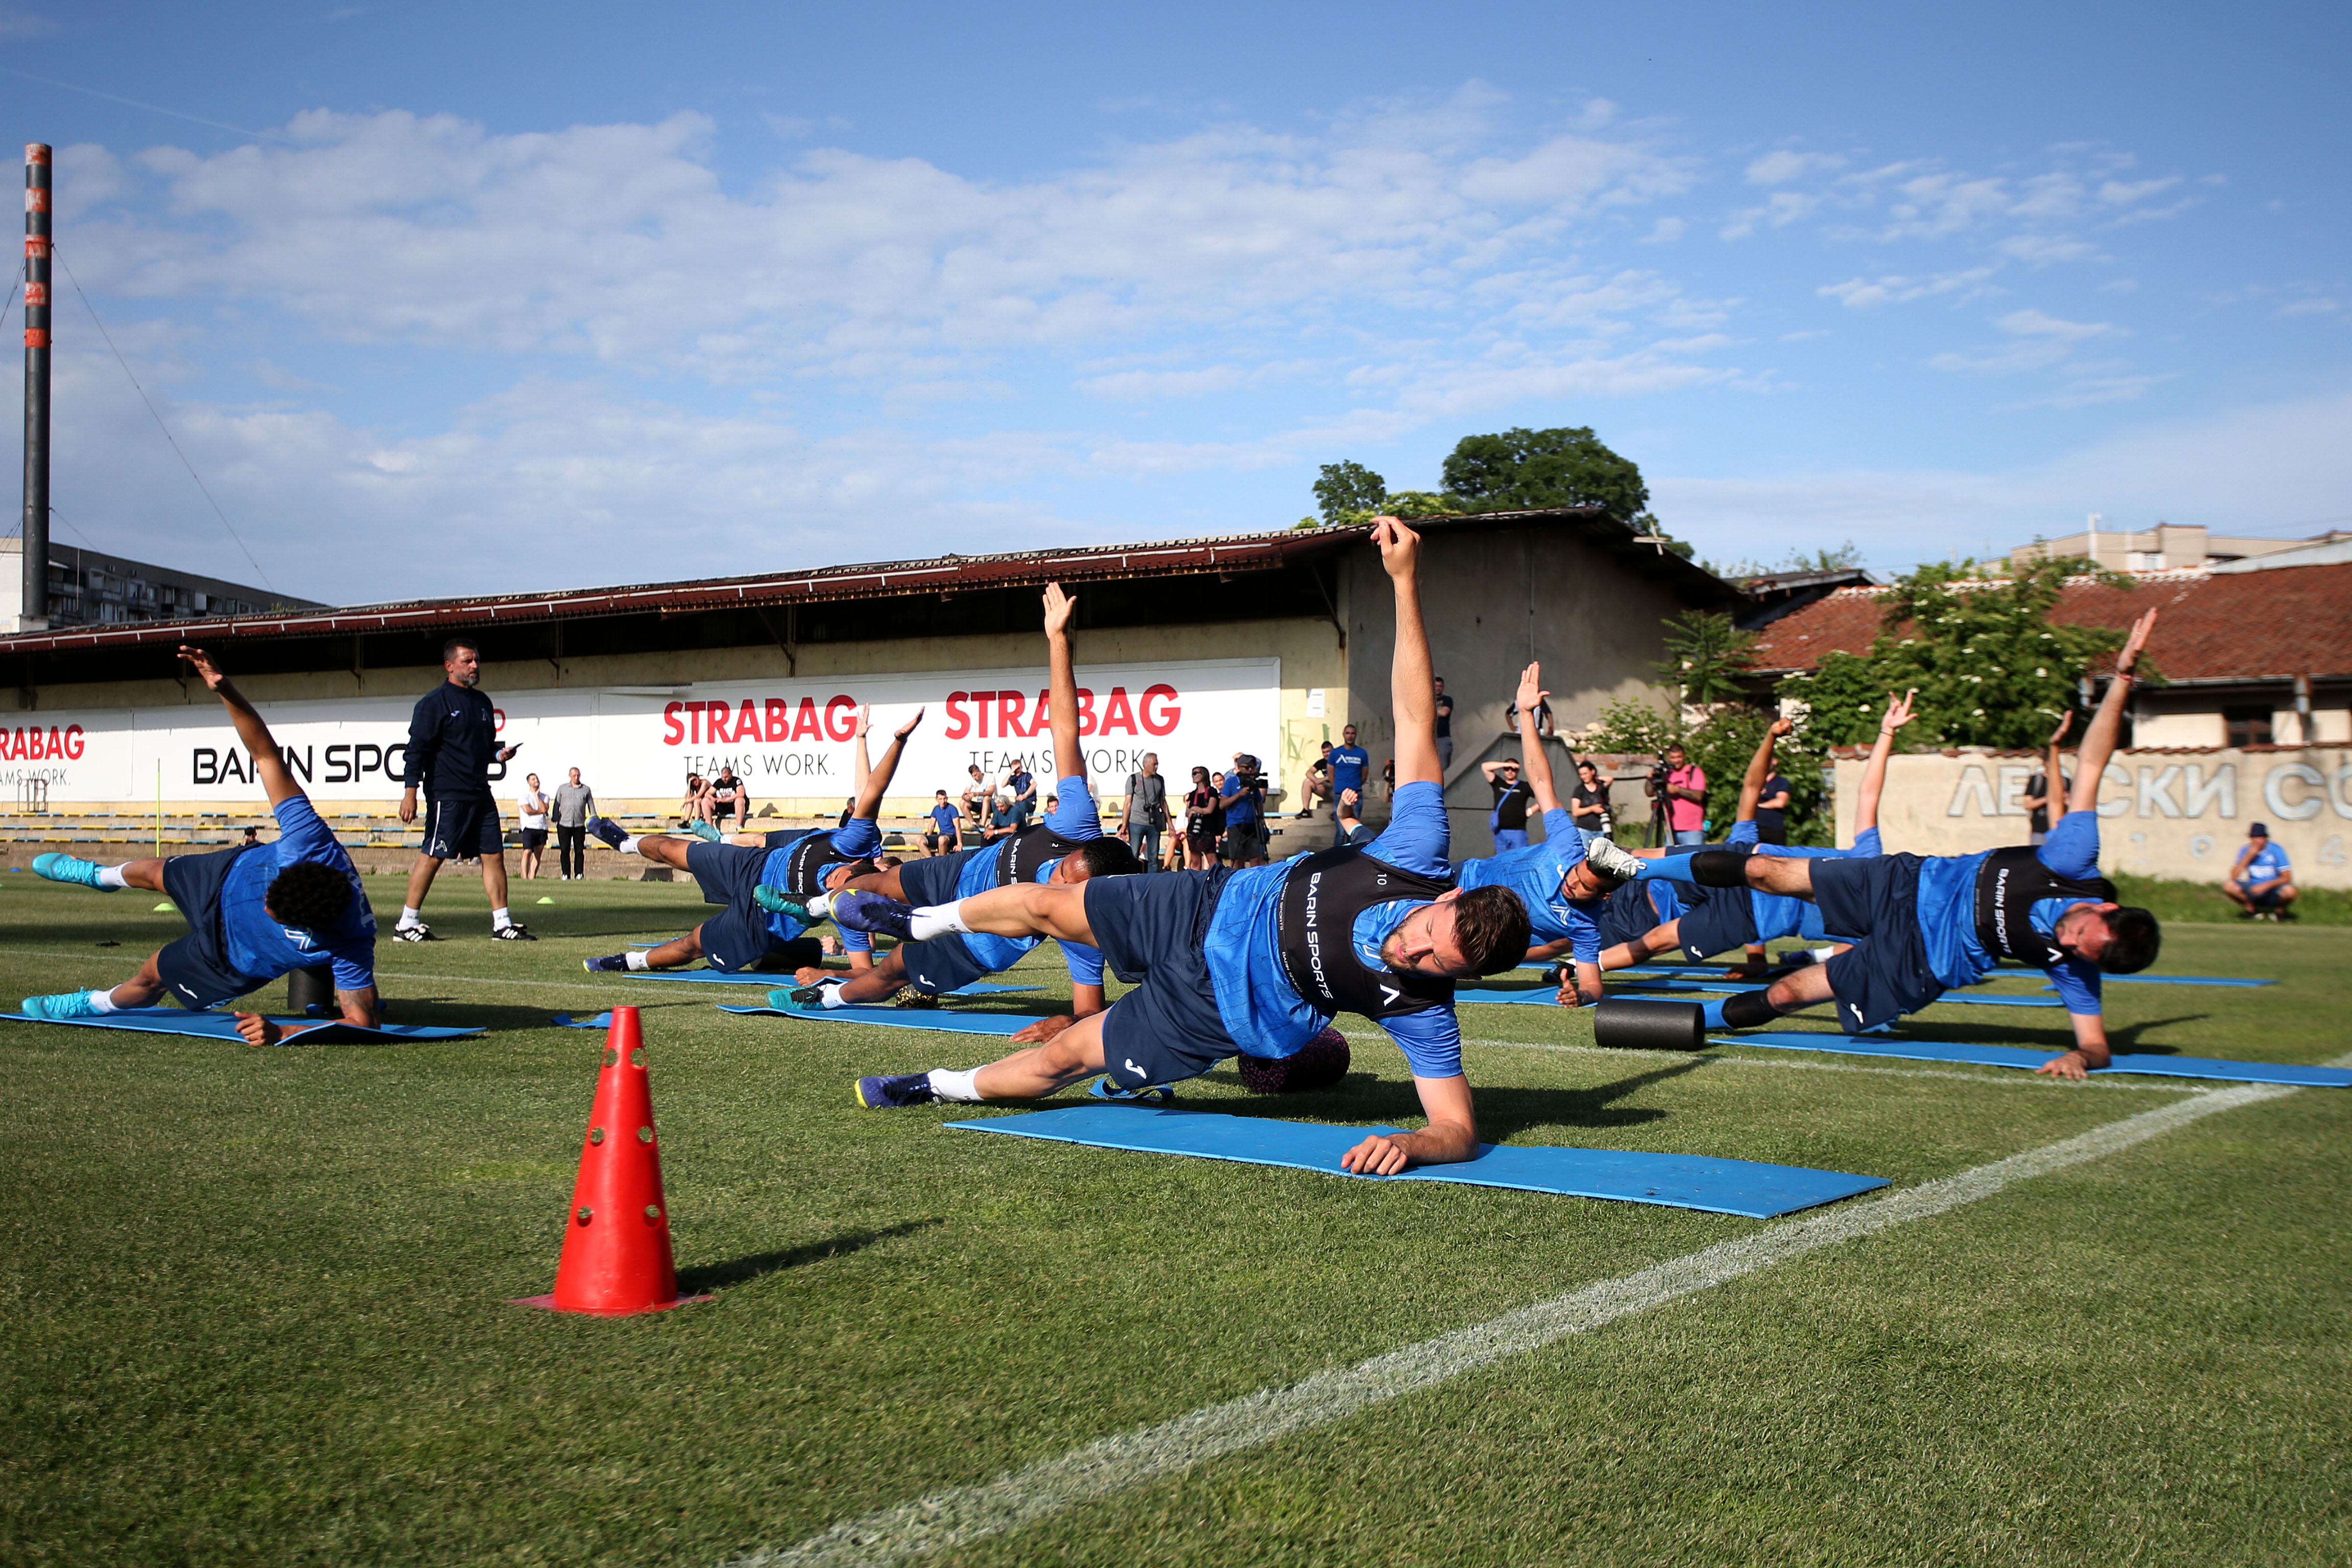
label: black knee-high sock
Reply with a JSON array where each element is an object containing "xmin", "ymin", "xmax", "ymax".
[
  {"xmin": 1721, "ymin": 989, "xmax": 1782, "ymax": 1028},
  {"xmin": 1685, "ymin": 844, "xmax": 1756, "ymax": 887}
]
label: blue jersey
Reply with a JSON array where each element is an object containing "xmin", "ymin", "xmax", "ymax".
[
  {"xmin": 929, "ymin": 803, "xmax": 962, "ymax": 839},
  {"xmin": 220, "ymin": 795, "xmax": 377, "ymax": 990},
  {"xmin": 1328, "ymin": 745, "xmax": 1369, "ymax": 795},
  {"xmin": 1914, "ymin": 810, "xmax": 2105, "ymax": 1014},
  {"xmin": 1459, "ymin": 806, "xmax": 1599, "ymax": 965},
  {"xmin": 1203, "ymin": 779, "xmax": 1463, "ymax": 1076},
  {"xmin": 763, "ymin": 818, "xmax": 884, "ymax": 953},
  {"xmin": 1222, "ymin": 778, "xmax": 1263, "ymax": 825},
  {"xmin": 951, "ymin": 775, "xmax": 1108, "ymax": 985},
  {"xmin": 2243, "ymin": 843, "xmax": 2291, "ymax": 884}
]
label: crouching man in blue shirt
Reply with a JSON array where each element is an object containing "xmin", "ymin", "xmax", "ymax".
[
  {"xmin": 1649, "ymin": 609, "xmax": 2163, "ymax": 1079},
  {"xmin": 26, "ymin": 646, "xmax": 379, "ymax": 1045},
  {"xmin": 834, "ymin": 519, "xmax": 1531, "ymax": 1174}
]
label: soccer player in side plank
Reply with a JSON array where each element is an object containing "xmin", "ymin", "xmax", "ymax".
[
  {"xmin": 836, "ymin": 518, "xmax": 1532, "ymax": 1175},
  {"xmin": 768, "ymin": 580, "xmax": 1139, "ymax": 1044},
  {"xmin": 1652, "ymin": 608, "xmax": 2162, "ymax": 1078},
  {"xmin": 23, "ymin": 646, "xmax": 379, "ymax": 1045},
  {"xmin": 579, "ymin": 707, "xmax": 923, "ymax": 976}
]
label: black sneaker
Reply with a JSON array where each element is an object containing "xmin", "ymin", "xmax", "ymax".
[
  {"xmin": 393, "ymin": 923, "xmax": 436, "ymax": 943},
  {"xmin": 491, "ymin": 923, "xmax": 536, "ymax": 941},
  {"xmin": 586, "ymin": 816, "xmax": 629, "ymax": 849},
  {"xmin": 583, "ymin": 954, "xmax": 629, "ymax": 972},
  {"xmin": 829, "ymin": 890, "xmax": 916, "ymax": 940},
  {"xmin": 855, "ymin": 1072, "xmax": 937, "ymax": 1109}
]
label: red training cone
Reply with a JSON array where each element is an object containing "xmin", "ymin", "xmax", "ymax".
[{"xmin": 513, "ymin": 1007, "xmax": 709, "ymax": 1315}]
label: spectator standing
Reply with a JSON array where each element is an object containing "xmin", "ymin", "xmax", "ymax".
[
  {"xmin": 1505, "ymin": 691, "xmax": 1556, "ymax": 740},
  {"xmin": 2023, "ymin": 712, "xmax": 2073, "ymax": 846},
  {"xmin": 517, "ymin": 772, "xmax": 550, "ymax": 880},
  {"xmin": 1382, "ymin": 757, "xmax": 1395, "ymax": 800},
  {"xmin": 1482, "ymin": 756, "xmax": 1535, "ymax": 850},
  {"xmin": 2224, "ymin": 823, "xmax": 2297, "ymax": 920},
  {"xmin": 1753, "ymin": 762, "xmax": 1792, "ymax": 845},
  {"xmin": 550, "ymin": 768, "xmax": 595, "ymax": 881},
  {"xmin": 1569, "ymin": 760, "xmax": 1612, "ymax": 839},
  {"xmin": 1327, "ymin": 724, "xmax": 1370, "ymax": 845},
  {"xmin": 1433, "ymin": 677, "xmax": 1455, "ymax": 772},
  {"xmin": 923, "ymin": 790, "xmax": 963, "ymax": 856},
  {"xmin": 1294, "ymin": 742, "xmax": 1333, "ymax": 819},
  {"xmin": 1122, "ymin": 752, "xmax": 1168, "ymax": 871},
  {"xmin": 395, "ymin": 636, "xmax": 531, "ymax": 941},
  {"xmin": 1220, "ymin": 752, "xmax": 1268, "ymax": 865},
  {"xmin": 1182, "ymin": 766, "xmax": 1223, "ymax": 870},
  {"xmin": 709, "ymin": 767, "xmax": 750, "ymax": 835},
  {"xmin": 1657, "ymin": 743, "xmax": 1707, "ymax": 845}
]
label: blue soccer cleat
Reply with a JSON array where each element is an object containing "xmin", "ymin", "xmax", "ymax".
[
  {"xmin": 31, "ymin": 853, "xmax": 107, "ymax": 889},
  {"xmin": 685, "ymin": 820, "xmax": 723, "ymax": 843},
  {"xmin": 582, "ymin": 954, "xmax": 630, "ymax": 973},
  {"xmin": 854, "ymin": 1072, "xmax": 937, "ymax": 1109},
  {"xmin": 754, "ymin": 885, "xmax": 816, "ymax": 922},
  {"xmin": 586, "ymin": 815, "xmax": 630, "ymax": 850},
  {"xmin": 829, "ymin": 890, "xmax": 915, "ymax": 941},
  {"xmin": 770, "ymin": 983, "xmax": 837, "ymax": 1010},
  {"xmin": 20, "ymin": 990, "xmax": 103, "ymax": 1020}
]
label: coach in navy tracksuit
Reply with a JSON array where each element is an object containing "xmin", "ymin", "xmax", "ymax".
[{"xmin": 395, "ymin": 635, "xmax": 532, "ymax": 942}]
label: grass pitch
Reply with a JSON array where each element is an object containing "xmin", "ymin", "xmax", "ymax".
[{"xmin": 1, "ymin": 873, "xmax": 2347, "ymax": 1565}]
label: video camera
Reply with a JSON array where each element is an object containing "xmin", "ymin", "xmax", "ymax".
[
  {"xmin": 1646, "ymin": 756, "xmax": 1672, "ymax": 797},
  {"xmin": 1230, "ymin": 753, "xmax": 1267, "ymax": 791}
]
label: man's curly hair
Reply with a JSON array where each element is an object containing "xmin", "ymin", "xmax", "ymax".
[{"xmin": 264, "ymin": 863, "xmax": 353, "ymax": 930}]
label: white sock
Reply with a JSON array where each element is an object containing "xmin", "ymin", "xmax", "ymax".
[
  {"xmin": 95, "ymin": 864, "xmax": 130, "ymax": 889},
  {"xmin": 87, "ymin": 988, "xmax": 121, "ymax": 1013},
  {"xmin": 927, "ymin": 1067, "xmax": 984, "ymax": 1102},
  {"xmin": 818, "ymin": 981, "xmax": 852, "ymax": 1009},
  {"xmin": 492, "ymin": 906, "xmax": 512, "ymax": 929},
  {"xmin": 624, "ymin": 950, "xmax": 651, "ymax": 971},
  {"xmin": 399, "ymin": 906, "xmax": 423, "ymax": 927},
  {"xmin": 617, "ymin": 837, "xmax": 641, "ymax": 854},
  {"xmin": 909, "ymin": 903, "xmax": 973, "ymax": 941}
]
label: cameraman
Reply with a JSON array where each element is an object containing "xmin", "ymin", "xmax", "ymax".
[
  {"xmin": 1651, "ymin": 742, "xmax": 1708, "ymax": 845},
  {"xmin": 1220, "ymin": 751, "xmax": 1269, "ymax": 865}
]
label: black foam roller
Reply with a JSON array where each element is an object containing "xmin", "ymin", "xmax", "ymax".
[
  {"xmin": 286, "ymin": 964, "xmax": 335, "ymax": 1016},
  {"xmin": 1237, "ymin": 1028, "xmax": 1352, "ymax": 1093},
  {"xmin": 1592, "ymin": 997, "xmax": 1708, "ymax": 1052}
]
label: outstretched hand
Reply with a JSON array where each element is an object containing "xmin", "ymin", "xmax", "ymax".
[
  {"xmin": 893, "ymin": 705, "xmax": 927, "ymax": 741},
  {"xmin": 178, "ymin": 645, "xmax": 228, "ymax": 691},
  {"xmin": 1042, "ymin": 581, "xmax": 1075, "ymax": 636},
  {"xmin": 1513, "ymin": 662, "xmax": 1547, "ymax": 722},
  {"xmin": 1371, "ymin": 516, "xmax": 1420, "ymax": 579},
  {"xmin": 2045, "ymin": 709, "xmax": 2073, "ymax": 746},
  {"xmin": 1882, "ymin": 689, "xmax": 1919, "ymax": 733},
  {"xmin": 2116, "ymin": 607, "xmax": 2158, "ymax": 675}
]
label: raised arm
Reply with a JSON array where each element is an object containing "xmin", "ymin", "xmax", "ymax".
[
  {"xmin": 2068, "ymin": 608, "xmax": 2157, "ymax": 816},
  {"xmin": 1042, "ymin": 583, "xmax": 1083, "ymax": 782},
  {"xmin": 1513, "ymin": 662, "xmax": 1562, "ymax": 813},
  {"xmin": 2040, "ymin": 709, "xmax": 2072, "ymax": 820},
  {"xmin": 1854, "ymin": 690, "xmax": 1917, "ymax": 836},
  {"xmin": 1738, "ymin": 718, "xmax": 1792, "ymax": 822},
  {"xmin": 179, "ymin": 646, "xmax": 301, "ymax": 808},
  {"xmin": 850, "ymin": 704, "xmax": 926, "ymax": 820},
  {"xmin": 1375, "ymin": 519, "xmax": 1440, "ymax": 787}
]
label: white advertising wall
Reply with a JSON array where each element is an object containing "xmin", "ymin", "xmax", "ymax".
[{"xmin": 0, "ymin": 657, "xmax": 1281, "ymax": 808}]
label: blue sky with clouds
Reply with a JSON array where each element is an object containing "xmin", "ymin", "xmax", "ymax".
[{"xmin": 5, "ymin": 1, "xmax": 2346, "ymax": 602}]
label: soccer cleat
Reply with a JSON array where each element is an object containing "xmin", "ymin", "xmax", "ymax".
[
  {"xmin": 685, "ymin": 820, "xmax": 723, "ymax": 843},
  {"xmin": 31, "ymin": 852, "xmax": 107, "ymax": 889},
  {"xmin": 582, "ymin": 954, "xmax": 630, "ymax": 973},
  {"xmin": 392, "ymin": 922, "xmax": 437, "ymax": 943},
  {"xmin": 855, "ymin": 1072, "xmax": 937, "ymax": 1109},
  {"xmin": 1089, "ymin": 1076, "xmax": 1175, "ymax": 1104},
  {"xmin": 20, "ymin": 990, "xmax": 102, "ymax": 1020},
  {"xmin": 1583, "ymin": 838, "xmax": 1643, "ymax": 885},
  {"xmin": 828, "ymin": 890, "xmax": 916, "ymax": 940},
  {"xmin": 753, "ymin": 885, "xmax": 816, "ymax": 922},
  {"xmin": 491, "ymin": 923, "xmax": 536, "ymax": 941},
  {"xmin": 769, "ymin": 983, "xmax": 840, "ymax": 1010},
  {"xmin": 585, "ymin": 815, "xmax": 629, "ymax": 849}
]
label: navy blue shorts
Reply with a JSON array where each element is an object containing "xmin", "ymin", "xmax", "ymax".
[
  {"xmin": 1595, "ymin": 880, "xmax": 1684, "ymax": 949},
  {"xmin": 883, "ymin": 848, "xmax": 994, "ymax": 995},
  {"xmin": 1087, "ymin": 868, "xmax": 1237, "ymax": 1090},
  {"xmin": 1676, "ymin": 884, "xmax": 1759, "ymax": 960},
  {"xmin": 899, "ymin": 846, "xmax": 981, "ymax": 908},
  {"xmin": 684, "ymin": 841, "xmax": 805, "ymax": 973},
  {"xmin": 1812, "ymin": 853, "xmax": 1943, "ymax": 1034},
  {"xmin": 421, "ymin": 794, "xmax": 503, "ymax": 860},
  {"xmin": 157, "ymin": 845, "xmax": 268, "ymax": 1009}
]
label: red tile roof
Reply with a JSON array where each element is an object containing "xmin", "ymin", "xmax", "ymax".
[{"xmin": 1748, "ymin": 561, "xmax": 2352, "ymax": 683}]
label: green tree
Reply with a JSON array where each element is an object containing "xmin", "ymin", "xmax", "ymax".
[
  {"xmin": 1311, "ymin": 461, "xmax": 1388, "ymax": 525},
  {"xmin": 1583, "ymin": 696, "xmax": 1832, "ymax": 846},
  {"xmin": 1439, "ymin": 425, "xmax": 1650, "ymax": 520},
  {"xmin": 1779, "ymin": 555, "xmax": 2147, "ymax": 749},
  {"xmin": 1655, "ymin": 610, "xmax": 1758, "ymax": 706}
]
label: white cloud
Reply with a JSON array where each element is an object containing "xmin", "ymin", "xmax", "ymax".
[
  {"xmin": 1745, "ymin": 149, "xmax": 1845, "ymax": 186},
  {"xmin": 2279, "ymin": 297, "xmax": 2339, "ymax": 317},
  {"xmin": 1818, "ymin": 267, "xmax": 1996, "ymax": 308},
  {"xmin": 1994, "ymin": 308, "xmax": 2118, "ymax": 341}
]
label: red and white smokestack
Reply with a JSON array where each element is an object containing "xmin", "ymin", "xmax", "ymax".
[{"xmin": 21, "ymin": 142, "xmax": 50, "ymax": 627}]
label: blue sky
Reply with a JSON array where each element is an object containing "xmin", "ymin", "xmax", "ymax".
[{"xmin": 5, "ymin": 1, "xmax": 2346, "ymax": 603}]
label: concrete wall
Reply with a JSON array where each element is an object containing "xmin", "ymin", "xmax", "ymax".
[{"xmin": 1835, "ymin": 746, "xmax": 2352, "ymax": 889}]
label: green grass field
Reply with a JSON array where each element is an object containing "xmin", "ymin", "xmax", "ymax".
[{"xmin": 2, "ymin": 872, "xmax": 2347, "ymax": 1565}]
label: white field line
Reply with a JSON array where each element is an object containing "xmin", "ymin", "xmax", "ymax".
[{"xmin": 728, "ymin": 1073, "xmax": 2329, "ymax": 1568}]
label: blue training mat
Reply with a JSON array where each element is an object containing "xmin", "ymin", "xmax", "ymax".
[
  {"xmin": 719, "ymin": 1003, "xmax": 1049, "ymax": 1036},
  {"xmin": 946, "ymin": 1104, "xmax": 1890, "ymax": 1218},
  {"xmin": 0, "ymin": 1007, "xmax": 484, "ymax": 1043},
  {"xmin": 615, "ymin": 965, "xmax": 1035, "ymax": 992},
  {"xmin": 1721, "ymin": 1031, "xmax": 2352, "ymax": 1087},
  {"xmin": 2040, "ymin": 975, "xmax": 2276, "ymax": 990},
  {"xmin": 553, "ymin": 1012, "xmax": 613, "ymax": 1030}
]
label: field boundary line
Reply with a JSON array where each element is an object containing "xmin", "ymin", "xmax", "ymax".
[{"xmin": 729, "ymin": 1074, "xmax": 2321, "ymax": 1568}]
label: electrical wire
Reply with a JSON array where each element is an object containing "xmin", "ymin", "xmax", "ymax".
[{"xmin": 50, "ymin": 244, "xmax": 277, "ymax": 592}]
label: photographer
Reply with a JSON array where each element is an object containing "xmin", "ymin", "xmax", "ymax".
[
  {"xmin": 1220, "ymin": 751, "xmax": 1269, "ymax": 866},
  {"xmin": 1569, "ymin": 758, "xmax": 1612, "ymax": 838},
  {"xmin": 1650, "ymin": 743, "xmax": 1707, "ymax": 845}
]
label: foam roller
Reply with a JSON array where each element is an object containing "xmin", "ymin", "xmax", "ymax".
[
  {"xmin": 1237, "ymin": 1028, "xmax": 1352, "ymax": 1093},
  {"xmin": 1593, "ymin": 997, "xmax": 1708, "ymax": 1052},
  {"xmin": 286, "ymin": 964, "xmax": 335, "ymax": 1016}
]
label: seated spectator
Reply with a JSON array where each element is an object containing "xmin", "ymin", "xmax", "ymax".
[
  {"xmin": 677, "ymin": 772, "xmax": 714, "ymax": 829},
  {"xmin": 1569, "ymin": 759, "xmax": 1612, "ymax": 838},
  {"xmin": 922, "ymin": 789, "xmax": 963, "ymax": 856},
  {"xmin": 2224, "ymin": 823, "xmax": 2297, "ymax": 920},
  {"xmin": 1294, "ymin": 741, "xmax": 1333, "ymax": 818},
  {"xmin": 1482, "ymin": 755, "xmax": 1534, "ymax": 850},
  {"xmin": 960, "ymin": 763, "xmax": 993, "ymax": 826},
  {"xmin": 1006, "ymin": 762, "xmax": 1038, "ymax": 827},
  {"xmin": 709, "ymin": 766, "xmax": 749, "ymax": 834},
  {"xmin": 982, "ymin": 791, "xmax": 1021, "ymax": 844}
]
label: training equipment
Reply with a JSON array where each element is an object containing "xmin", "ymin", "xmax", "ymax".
[
  {"xmin": 153, "ymin": 902, "xmax": 176, "ymax": 913},
  {"xmin": 2, "ymin": 1006, "xmax": 482, "ymax": 1042},
  {"xmin": 514, "ymin": 1008, "xmax": 710, "ymax": 1315},
  {"xmin": 1237, "ymin": 1027, "xmax": 1351, "ymax": 1093},
  {"xmin": 947, "ymin": 1105, "xmax": 1890, "ymax": 1218},
  {"xmin": 491, "ymin": 924, "xmax": 537, "ymax": 942},
  {"xmin": 1593, "ymin": 998, "xmax": 1708, "ymax": 1051},
  {"xmin": 720, "ymin": 1003, "xmax": 1047, "ymax": 1036},
  {"xmin": 857, "ymin": 1072, "xmax": 939, "ymax": 1109},
  {"xmin": 1724, "ymin": 1031, "xmax": 2352, "ymax": 1087},
  {"xmin": 286, "ymin": 965, "xmax": 333, "ymax": 1014},
  {"xmin": 31, "ymin": 852, "xmax": 105, "ymax": 888},
  {"xmin": 553, "ymin": 1013, "xmax": 613, "ymax": 1030},
  {"xmin": 535, "ymin": 896, "xmax": 555, "ymax": 904}
]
